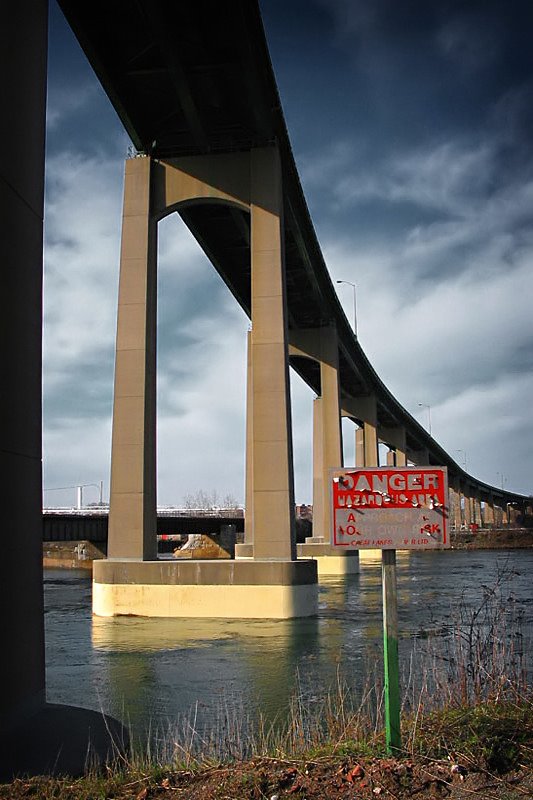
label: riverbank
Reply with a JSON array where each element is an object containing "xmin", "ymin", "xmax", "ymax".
[
  {"xmin": 42, "ymin": 541, "xmax": 105, "ymax": 570},
  {"xmin": 451, "ymin": 527, "xmax": 533, "ymax": 549},
  {"xmin": 2, "ymin": 698, "xmax": 532, "ymax": 799},
  {"xmin": 43, "ymin": 528, "xmax": 533, "ymax": 571}
]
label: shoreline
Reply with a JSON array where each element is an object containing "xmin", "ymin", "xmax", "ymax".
[{"xmin": 42, "ymin": 528, "xmax": 533, "ymax": 572}]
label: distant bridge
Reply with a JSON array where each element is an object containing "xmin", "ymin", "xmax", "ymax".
[{"xmin": 43, "ymin": 508, "xmax": 244, "ymax": 544}]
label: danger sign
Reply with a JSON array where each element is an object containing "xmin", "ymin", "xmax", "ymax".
[{"xmin": 332, "ymin": 467, "xmax": 449, "ymax": 550}]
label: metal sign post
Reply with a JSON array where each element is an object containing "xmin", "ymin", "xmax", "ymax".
[
  {"xmin": 382, "ymin": 549, "xmax": 401, "ymax": 752},
  {"xmin": 331, "ymin": 466, "xmax": 450, "ymax": 754}
]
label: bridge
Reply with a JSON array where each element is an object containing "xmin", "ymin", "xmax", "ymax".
[
  {"xmin": 2, "ymin": 0, "xmax": 531, "ymax": 772},
  {"xmin": 42, "ymin": 507, "xmax": 245, "ymax": 545},
  {"xmin": 54, "ymin": 0, "xmax": 530, "ymax": 617}
]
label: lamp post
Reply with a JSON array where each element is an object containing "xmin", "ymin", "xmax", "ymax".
[
  {"xmin": 43, "ymin": 481, "xmax": 104, "ymax": 509},
  {"xmin": 336, "ymin": 280, "xmax": 357, "ymax": 337},
  {"xmin": 496, "ymin": 472, "xmax": 506, "ymax": 491},
  {"xmin": 417, "ymin": 403, "xmax": 432, "ymax": 436},
  {"xmin": 455, "ymin": 449, "xmax": 467, "ymax": 471}
]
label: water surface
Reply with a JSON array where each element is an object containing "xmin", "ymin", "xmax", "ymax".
[{"xmin": 44, "ymin": 550, "xmax": 533, "ymax": 738}]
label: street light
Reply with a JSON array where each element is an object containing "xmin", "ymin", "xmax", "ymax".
[
  {"xmin": 455, "ymin": 449, "xmax": 467, "ymax": 471},
  {"xmin": 336, "ymin": 280, "xmax": 357, "ymax": 336},
  {"xmin": 43, "ymin": 481, "xmax": 104, "ymax": 509},
  {"xmin": 417, "ymin": 403, "xmax": 432, "ymax": 436}
]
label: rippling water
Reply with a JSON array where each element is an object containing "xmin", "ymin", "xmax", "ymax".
[{"xmin": 44, "ymin": 550, "xmax": 533, "ymax": 739}]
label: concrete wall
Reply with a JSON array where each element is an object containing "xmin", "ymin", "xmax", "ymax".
[{"xmin": 0, "ymin": 1, "xmax": 48, "ymax": 729}]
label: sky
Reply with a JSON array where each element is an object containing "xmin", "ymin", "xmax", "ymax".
[{"xmin": 43, "ymin": 0, "xmax": 533, "ymax": 508}]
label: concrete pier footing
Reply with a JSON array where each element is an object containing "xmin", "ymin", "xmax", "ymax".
[
  {"xmin": 93, "ymin": 559, "xmax": 318, "ymax": 619},
  {"xmin": 297, "ymin": 544, "xmax": 359, "ymax": 576},
  {"xmin": 237, "ymin": 543, "xmax": 359, "ymax": 577}
]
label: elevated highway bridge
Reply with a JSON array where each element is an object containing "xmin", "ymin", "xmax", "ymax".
[
  {"xmin": 2, "ymin": 0, "xmax": 532, "ymax": 760},
  {"xmin": 56, "ymin": 0, "xmax": 529, "ymax": 535}
]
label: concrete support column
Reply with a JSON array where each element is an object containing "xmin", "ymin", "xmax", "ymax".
[
  {"xmin": 250, "ymin": 148, "xmax": 295, "ymax": 560},
  {"xmin": 244, "ymin": 329, "xmax": 253, "ymax": 544},
  {"xmin": 350, "ymin": 395, "xmax": 379, "ymax": 467},
  {"xmin": 463, "ymin": 492, "xmax": 473, "ymax": 526},
  {"xmin": 289, "ymin": 326, "xmax": 342, "ymax": 544},
  {"xmin": 355, "ymin": 422, "xmax": 379, "ymax": 466},
  {"xmin": 395, "ymin": 449, "xmax": 407, "ymax": 466},
  {"xmin": 108, "ymin": 157, "xmax": 158, "ymax": 560},
  {"xmin": 473, "ymin": 495, "xmax": 482, "ymax": 526},
  {"xmin": 313, "ymin": 329, "xmax": 343, "ymax": 542},
  {"xmin": 380, "ymin": 427, "xmax": 406, "ymax": 467},
  {"xmin": 450, "ymin": 484, "xmax": 462, "ymax": 530},
  {"xmin": 355, "ymin": 426, "xmax": 365, "ymax": 466},
  {"xmin": 312, "ymin": 397, "xmax": 325, "ymax": 540},
  {"xmin": 1, "ymin": 0, "xmax": 47, "ymax": 730},
  {"xmin": 363, "ymin": 420, "xmax": 379, "ymax": 466},
  {"xmin": 483, "ymin": 497, "xmax": 496, "ymax": 528}
]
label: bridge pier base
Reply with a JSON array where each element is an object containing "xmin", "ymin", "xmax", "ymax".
[
  {"xmin": 296, "ymin": 544, "xmax": 359, "ymax": 576},
  {"xmin": 93, "ymin": 559, "xmax": 317, "ymax": 619}
]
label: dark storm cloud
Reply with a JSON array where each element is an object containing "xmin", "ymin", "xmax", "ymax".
[{"xmin": 44, "ymin": 353, "xmax": 114, "ymax": 428}]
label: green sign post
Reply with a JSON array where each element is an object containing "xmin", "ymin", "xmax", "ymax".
[
  {"xmin": 382, "ymin": 549, "xmax": 401, "ymax": 752},
  {"xmin": 331, "ymin": 466, "xmax": 450, "ymax": 755}
]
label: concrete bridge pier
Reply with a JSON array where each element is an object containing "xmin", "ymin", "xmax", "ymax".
[
  {"xmin": 463, "ymin": 489, "xmax": 473, "ymax": 527},
  {"xmin": 0, "ymin": 1, "xmax": 125, "ymax": 777},
  {"xmin": 483, "ymin": 495, "xmax": 495, "ymax": 528},
  {"xmin": 288, "ymin": 328, "xmax": 358, "ymax": 574},
  {"xmin": 341, "ymin": 396, "xmax": 382, "ymax": 562},
  {"xmin": 449, "ymin": 482, "xmax": 463, "ymax": 530},
  {"xmin": 380, "ymin": 426, "xmax": 407, "ymax": 467},
  {"xmin": 94, "ymin": 147, "xmax": 317, "ymax": 618},
  {"xmin": 341, "ymin": 394, "xmax": 380, "ymax": 469}
]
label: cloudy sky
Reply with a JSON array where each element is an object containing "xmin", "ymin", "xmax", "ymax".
[{"xmin": 44, "ymin": 0, "xmax": 533, "ymax": 508}]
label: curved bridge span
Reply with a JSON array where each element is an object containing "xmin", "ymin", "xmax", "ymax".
[{"xmin": 58, "ymin": 0, "xmax": 527, "ymax": 530}]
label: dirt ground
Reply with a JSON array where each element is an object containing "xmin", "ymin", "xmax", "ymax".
[{"xmin": 3, "ymin": 755, "xmax": 532, "ymax": 800}]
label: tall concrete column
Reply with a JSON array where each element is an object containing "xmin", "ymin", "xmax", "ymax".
[
  {"xmin": 395, "ymin": 449, "xmax": 407, "ymax": 466},
  {"xmin": 450, "ymin": 483, "xmax": 462, "ymax": 530},
  {"xmin": 311, "ymin": 396, "xmax": 325, "ymax": 540},
  {"xmin": 380, "ymin": 427, "xmax": 406, "ymax": 467},
  {"xmin": 355, "ymin": 426, "xmax": 365, "ymax": 466},
  {"xmin": 463, "ymin": 491, "xmax": 473, "ymax": 526},
  {"xmin": 363, "ymin": 422, "xmax": 379, "ymax": 466},
  {"xmin": 1, "ymin": 0, "xmax": 47, "ymax": 731},
  {"xmin": 484, "ymin": 497, "xmax": 495, "ymax": 528},
  {"xmin": 473, "ymin": 495, "xmax": 481, "ymax": 526},
  {"xmin": 357, "ymin": 424, "xmax": 379, "ymax": 465},
  {"xmin": 108, "ymin": 157, "xmax": 158, "ymax": 560},
  {"xmin": 313, "ymin": 329, "xmax": 343, "ymax": 542},
  {"xmin": 250, "ymin": 148, "xmax": 296, "ymax": 560},
  {"xmin": 244, "ymin": 329, "xmax": 254, "ymax": 544},
  {"xmin": 345, "ymin": 395, "xmax": 379, "ymax": 468}
]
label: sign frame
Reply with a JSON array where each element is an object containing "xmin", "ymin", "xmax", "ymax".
[{"xmin": 331, "ymin": 466, "xmax": 449, "ymax": 550}]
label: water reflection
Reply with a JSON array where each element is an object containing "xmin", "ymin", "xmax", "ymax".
[{"xmin": 93, "ymin": 611, "xmax": 322, "ymax": 732}]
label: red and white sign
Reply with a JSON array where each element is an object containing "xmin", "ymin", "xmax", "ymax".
[{"xmin": 332, "ymin": 467, "xmax": 449, "ymax": 550}]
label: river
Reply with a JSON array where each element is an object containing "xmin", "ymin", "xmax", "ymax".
[{"xmin": 44, "ymin": 550, "xmax": 533, "ymax": 748}]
